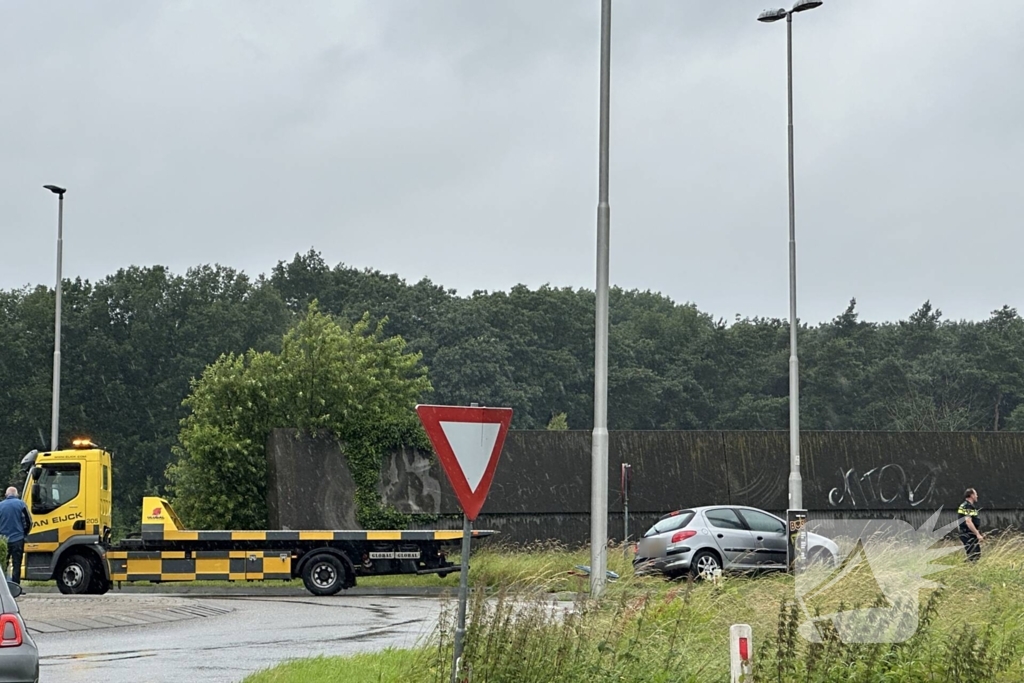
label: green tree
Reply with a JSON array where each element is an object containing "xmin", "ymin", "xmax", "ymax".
[
  {"xmin": 969, "ymin": 306, "xmax": 1024, "ymax": 430},
  {"xmin": 546, "ymin": 413, "xmax": 569, "ymax": 430},
  {"xmin": 1006, "ymin": 405, "xmax": 1024, "ymax": 431},
  {"xmin": 166, "ymin": 302, "xmax": 431, "ymax": 530},
  {"xmin": 11, "ymin": 248, "xmax": 1024, "ymax": 527},
  {"xmin": 710, "ymin": 316, "xmax": 789, "ymax": 429},
  {"xmin": 801, "ymin": 299, "xmax": 877, "ymax": 430},
  {"xmin": 59, "ymin": 265, "xmax": 289, "ymax": 518}
]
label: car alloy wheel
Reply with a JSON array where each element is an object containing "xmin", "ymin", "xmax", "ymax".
[{"xmin": 695, "ymin": 553, "xmax": 719, "ymax": 579}]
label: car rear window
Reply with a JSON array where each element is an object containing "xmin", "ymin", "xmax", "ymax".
[{"xmin": 644, "ymin": 511, "xmax": 695, "ymax": 537}]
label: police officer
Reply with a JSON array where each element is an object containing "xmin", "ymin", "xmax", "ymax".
[{"xmin": 957, "ymin": 487, "xmax": 983, "ymax": 562}]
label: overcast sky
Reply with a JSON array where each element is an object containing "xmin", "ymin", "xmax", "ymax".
[{"xmin": 2, "ymin": 1, "xmax": 1022, "ymax": 324}]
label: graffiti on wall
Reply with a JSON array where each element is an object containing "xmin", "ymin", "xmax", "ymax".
[{"xmin": 827, "ymin": 462, "xmax": 940, "ymax": 508}]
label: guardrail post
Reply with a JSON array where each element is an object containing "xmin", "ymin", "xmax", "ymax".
[{"xmin": 730, "ymin": 623, "xmax": 753, "ymax": 682}]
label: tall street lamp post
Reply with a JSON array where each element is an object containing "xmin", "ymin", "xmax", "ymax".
[
  {"xmin": 591, "ymin": 0, "xmax": 612, "ymax": 599},
  {"xmin": 757, "ymin": 0, "xmax": 822, "ymax": 511},
  {"xmin": 43, "ymin": 184, "xmax": 67, "ymax": 452}
]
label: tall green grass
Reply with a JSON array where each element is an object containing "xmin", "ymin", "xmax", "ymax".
[{"xmin": 357, "ymin": 541, "xmax": 639, "ymax": 592}]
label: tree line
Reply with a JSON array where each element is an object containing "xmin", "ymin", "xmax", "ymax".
[{"xmin": 2, "ymin": 249, "xmax": 1022, "ymax": 526}]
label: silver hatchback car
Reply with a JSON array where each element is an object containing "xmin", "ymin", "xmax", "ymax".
[
  {"xmin": 0, "ymin": 579, "xmax": 38, "ymax": 683},
  {"xmin": 633, "ymin": 505, "xmax": 838, "ymax": 579}
]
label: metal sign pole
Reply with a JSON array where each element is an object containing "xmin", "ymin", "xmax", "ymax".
[
  {"xmin": 416, "ymin": 401, "xmax": 509, "ymax": 683},
  {"xmin": 623, "ymin": 483, "xmax": 629, "ymax": 546},
  {"xmin": 621, "ymin": 463, "xmax": 631, "ymax": 552},
  {"xmin": 451, "ymin": 514, "xmax": 472, "ymax": 683}
]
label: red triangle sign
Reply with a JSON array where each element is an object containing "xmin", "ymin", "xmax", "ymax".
[{"xmin": 415, "ymin": 404, "xmax": 513, "ymax": 521}]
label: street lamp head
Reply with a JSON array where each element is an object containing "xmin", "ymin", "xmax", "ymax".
[
  {"xmin": 791, "ymin": 0, "xmax": 823, "ymax": 13},
  {"xmin": 757, "ymin": 8, "xmax": 788, "ymax": 22},
  {"xmin": 43, "ymin": 184, "xmax": 66, "ymax": 196}
]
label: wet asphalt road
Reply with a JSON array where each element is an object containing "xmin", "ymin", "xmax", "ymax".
[{"xmin": 34, "ymin": 595, "xmax": 447, "ymax": 683}]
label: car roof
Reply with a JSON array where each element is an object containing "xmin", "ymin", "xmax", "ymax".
[
  {"xmin": 657, "ymin": 505, "xmax": 776, "ymax": 519},
  {"xmin": 673, "ymin": 505, "xmax": 782, "ymax": 517}
]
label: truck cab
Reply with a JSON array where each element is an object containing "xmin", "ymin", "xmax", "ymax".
[{"xmin": 20, "ymin": 439, "xmax": 113, "ymax": 593}]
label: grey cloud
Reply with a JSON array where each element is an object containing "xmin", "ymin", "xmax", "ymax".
[{"xmin": 2, "ymin": 0, "xmax": 1022, "ymax": 324}]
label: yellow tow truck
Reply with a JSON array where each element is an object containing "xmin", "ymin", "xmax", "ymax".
[{"xmin": 20, "ymin": 439, "xmax": 486, "ymax": 595}]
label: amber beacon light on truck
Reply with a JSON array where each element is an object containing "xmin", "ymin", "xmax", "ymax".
[{"xmin": 19, "ymin": 441, "xmax": 493, "ymax": 596}]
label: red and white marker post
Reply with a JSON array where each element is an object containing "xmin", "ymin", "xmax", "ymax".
[
  {"xmin": 415, "ymin": 403, "xmax": 512, "ymax": 683},
  {"xmin": 730, "ymin": 623, "xmax": 753, "ymax": 681}
]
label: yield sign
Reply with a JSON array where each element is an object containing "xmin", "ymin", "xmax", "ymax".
[{"xmin": 415, "ymin": 404, "xmax": 513, "ymax": 521}]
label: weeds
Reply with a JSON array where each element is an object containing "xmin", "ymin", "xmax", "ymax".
[
  {"xmin": 413, "ymin": 584, "xmax": 714, "ymax": 683},
  {"xmin": 753, "ymin": 586, "xmax": 1024, "ymax": 682}
]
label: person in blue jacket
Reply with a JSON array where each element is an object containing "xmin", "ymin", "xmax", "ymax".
[{"xmin": 0, "ymin": 487, "xmax": 33, "ymax": 584}]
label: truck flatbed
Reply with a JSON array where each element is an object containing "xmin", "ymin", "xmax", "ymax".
[{"xmin": 21, "ymin": 445, "xmax": 492, "ymax": 596}]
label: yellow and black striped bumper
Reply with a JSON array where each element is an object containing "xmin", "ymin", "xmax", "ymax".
[
  {"xmin": 139, "ymin": 528, "xmax": 495, "ymax": 543},
  {"xmin": 107, "ymin": 550, "xmax": 293, "ymax": 582}
]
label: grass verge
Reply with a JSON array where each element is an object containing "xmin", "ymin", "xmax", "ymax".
[
  {"xmin": 241, "ymin": 650, "xmax": 419, "ymax": 683},
  {"xmin": 243, "ymin": 534, "xmax": 1024, "ymax": 683}
]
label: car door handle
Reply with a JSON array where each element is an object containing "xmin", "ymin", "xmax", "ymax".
[
  {"xmin": 717, "ymin": 533, "xmax": 724, "ymax": 538},
  {"xmin": 757, "ymin": 536, "xmax": 764, "ymax": 541}
]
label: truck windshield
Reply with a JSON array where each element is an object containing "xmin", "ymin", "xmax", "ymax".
[{"xmin": 32, "ymin": 463, "xmax": 81, "ymax": 515}]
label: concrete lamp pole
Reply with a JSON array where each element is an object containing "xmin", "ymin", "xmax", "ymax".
[
  {"xmin": 43, "ymin": 184, "xmax": 67, "ymax": 452},
  {"xmin": 591, "ymin": 0, "xmax": 612, "ymax": 599},
  {"xmin": 757, "ymin": 0, "xmax": 822, "ymax": 512}
]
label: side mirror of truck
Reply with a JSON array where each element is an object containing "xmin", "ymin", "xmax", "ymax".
[
  {"xmin": 19, "ymin": 450, "xmax": 38, "ymax": 474},
  {"xmin": 31, "ymin": 467, "xmax": 41, "ymax": 481},
  {"xmin": 31, "ymin": 483, "xmax": 40, "ymax": 503}
]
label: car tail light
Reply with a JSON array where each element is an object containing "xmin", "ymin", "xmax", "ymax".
[
  {"xmin": 0, "ymin": 615, "xmax": 22, "ymax": 648},
  {"xmin": 670, "ymin": 530, "xmax": 696, "ymax": 544}
]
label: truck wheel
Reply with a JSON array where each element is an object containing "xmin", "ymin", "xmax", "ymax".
[
  {"xmin": 301, "ymin": 554, "xmax": 347, "ymax": 596},
  {"xmin": 57, "ymin": 553, "xmax": 95, "ymax": 595},
  {"xmin": 88, "ymin": 570, "xmax": 111, "ymax": 595}
]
